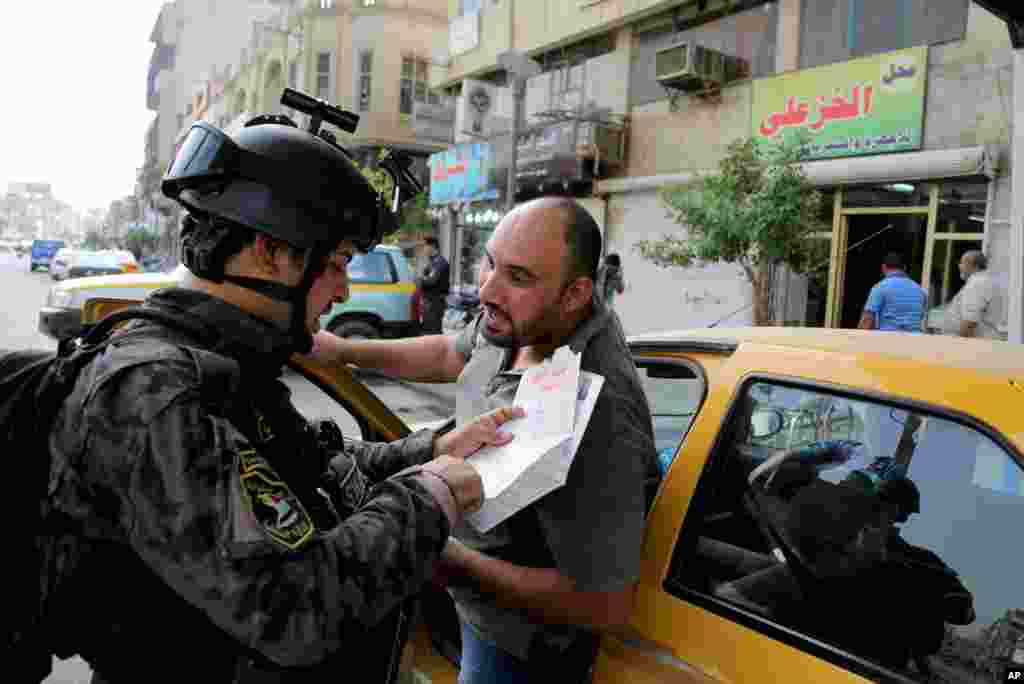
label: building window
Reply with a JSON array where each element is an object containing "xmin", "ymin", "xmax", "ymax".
[
  {"xmin": 415, "ymin": 59, "xmax": 429, "ymax": 105},
  {"xmin": 321, "ymin": 0, "xmax": 335, "ymax": 9},
  {"xmin": 459, "ymin": 0, "xmax": 482, "ymax": 15},
  {"xmin": 400, "ymin": 56, "xmax": 431, "ymax": 115},
  {"xmin": 362, "ymin": 0, "xmax": 377, "ymax": 7},
  {"xmin": 400, "ymin": 57, "xmax": 414, "ymax": 115},
  {"xmin": 288, "ymin": 62, "xmax": 298, "ymax": 89},
  {"xmin": 359, "ymin": 50, "xmax": 373, "ymax": 112},
  {"xmin": 801, "ymin": 0, "xmax": 969, "ymax": 70},
  {"xmin": 316, "ymin": 52, "xmax": 332, "ymax": 100}
]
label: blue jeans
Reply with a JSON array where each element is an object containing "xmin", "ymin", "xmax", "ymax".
[{"xmin": 458, "ymin": 620, "xmax": 536, "ymax": 684}]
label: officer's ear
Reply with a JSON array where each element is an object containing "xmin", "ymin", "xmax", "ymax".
[{"xmin": 253, "ymin": 234, "xmax": 303, "ymax": 282}]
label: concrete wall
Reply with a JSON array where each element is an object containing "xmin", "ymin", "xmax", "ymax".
[
  {"xmin": 923, "ymin": 4, "xmax": 1013, "ymax": 155},
  {"xmin": 625, "ymin": 82, "xmax": 751, "ymax": 177},
  {"xmin": 443, "ymin": 0, "xmax": 513, "ymax": 84},
  {"xmin": 604, "ymin": 190, "xmax": 754, "ymax": 335}
]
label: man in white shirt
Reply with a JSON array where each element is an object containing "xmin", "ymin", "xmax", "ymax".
[{"xmin": 943, "ymin": 250, "xmax": 1005, "ymax": 340}]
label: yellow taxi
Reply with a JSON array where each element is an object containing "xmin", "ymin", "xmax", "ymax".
[{"xmin": 77, "ymin": 297, "xmax": 1024, "ymax": 684}]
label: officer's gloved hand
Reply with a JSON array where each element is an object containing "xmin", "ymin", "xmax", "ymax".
[
  {"xmin": 421, "ymin": 455, "xmax": 484, "ymax": 515},
  {"xmin": 392, "ymin": 456, "xmax": 484, "ymax": 529}
]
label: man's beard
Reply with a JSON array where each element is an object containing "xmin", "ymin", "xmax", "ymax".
[{"xmin": 479, "ymin": 303, "xmax": 560, "ymax": 349}]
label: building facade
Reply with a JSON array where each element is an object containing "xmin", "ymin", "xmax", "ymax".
[
  {"xmin": 428, "ymin": 0, "xmax": 1024, "ymax": 342},
  {"xmin": 140, "ymin": 0, "xmax": 283, "ymax": 249}
]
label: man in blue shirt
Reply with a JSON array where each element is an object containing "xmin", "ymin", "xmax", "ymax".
[{"xmin": 858, "ymin": 252, "xmax": 927, "ymax": 332}]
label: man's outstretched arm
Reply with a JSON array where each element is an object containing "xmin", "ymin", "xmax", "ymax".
[{"xmin": 309, "ymin": 330, "xmax": 466, "ymax": 383}]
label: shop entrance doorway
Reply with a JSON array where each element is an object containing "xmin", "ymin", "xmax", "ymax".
[{"xmin": 838, "ymin": 212, "xmax": 928, "ymax": 328}]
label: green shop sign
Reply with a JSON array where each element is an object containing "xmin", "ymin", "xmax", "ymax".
[{"xmin": 751, "ymin": 45, "xmax": 927, "ymax": 160}]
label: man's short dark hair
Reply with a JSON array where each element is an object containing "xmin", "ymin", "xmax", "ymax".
[
  {"xmin": 883, "ymin": 252, "xmax": 906, "ymax": 270},
  {"xmin": 423, "ymin": 236, "xmax": 440, "ymax": 249},
  {"xmin": 532, "ymin": 197, "xmax": 601, "ymax": 282}
]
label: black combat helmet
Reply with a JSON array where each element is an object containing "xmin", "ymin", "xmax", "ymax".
[{"xmin": 160, "ymin": 88, "xmax": 422, "ymax": 353}]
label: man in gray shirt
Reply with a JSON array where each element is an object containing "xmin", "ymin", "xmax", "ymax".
[{"xmin": 308, "ymin": 197, "xmax": 660, "ymax": 683}]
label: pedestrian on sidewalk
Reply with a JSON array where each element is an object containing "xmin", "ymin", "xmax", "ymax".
[
  {"xmin": 595, "ymin": 252, "xmax": 625, "ymax": 310},
  {"xmin": 942, "ymin": 250, "xmax": 1005, "ymax": 339},
  {"xmin": 417, "ymin": 236, "xmax": 450, "ymax": 335},
  {"xmin": 858, "ymin": 252, "xmax": 926, "ymax": 333}
]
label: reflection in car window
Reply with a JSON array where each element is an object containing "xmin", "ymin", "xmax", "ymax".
[
  {"xmin": 669, "ymin": 380, "xmax": 1024, "ymax": 682},
  {"xmin": 635, "ymin": 360, "xmax": 704, "ymax": 476},
  {"xmin": 348, "ymin": 251, "xmax": 393, "ymax": 284}
]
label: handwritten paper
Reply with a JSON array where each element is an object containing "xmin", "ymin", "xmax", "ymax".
[{"xmin": 466, "ymin": 369, "xmax": 604, "ymax": 534}]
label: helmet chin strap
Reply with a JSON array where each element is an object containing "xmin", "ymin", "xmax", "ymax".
[{"xmin": 220, "ymin": 242, "xmax": 333, "ymax": 354}]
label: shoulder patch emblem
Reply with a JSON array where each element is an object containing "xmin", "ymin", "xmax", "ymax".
[
  {"xmin": 254, "ymin": 410, "xmax": 275, "ymax": 443},
  {"xmin": 237, "ymin": 449, "xmax": 314, "ymax": 550}
]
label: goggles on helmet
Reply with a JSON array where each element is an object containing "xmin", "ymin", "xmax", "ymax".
[{"xmin": 162, "ymin": 121, "xmax": 397, "ymax": 251}]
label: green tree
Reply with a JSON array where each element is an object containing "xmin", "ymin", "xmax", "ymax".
[
  {"xmin": 359, "ymin": 152, "xmax": 435, "ymax": 243},
  {"xmin": 635, "ymin": 137, "xmax": 829, "ymax": 326}
]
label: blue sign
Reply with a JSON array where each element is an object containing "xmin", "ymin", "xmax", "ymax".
[{"xmin": 428, "ymin": 142, "xmax": 500, "ymax": 206}]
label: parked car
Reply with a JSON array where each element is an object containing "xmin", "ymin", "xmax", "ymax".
[
  {"xmin": 39, "ymin": 244, "xmax": 421, "ymax": 342},
  {"xmin": 39, "ymin": 264, "xmax": 188, "ymax": 341},
  {"xmin": 29, "ymin": 239, "xmax": 66, "ymax": 272},
  {"xmin": 73, "ymin": 299, "xmax": 1024, "ymax": 684},
  {"xmin": 318, "ymin": 244, "xmax": 421, "ymax": 339},
  {"xmin": 49, "ymin": 248, "xmax": 78, "ymax": 281}
]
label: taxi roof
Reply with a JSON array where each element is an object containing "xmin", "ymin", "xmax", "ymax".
[{"xmin": 628, "ymin": 327, "xmax": 1024, "ymax": 379}]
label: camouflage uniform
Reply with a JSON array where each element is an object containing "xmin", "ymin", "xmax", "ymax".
[{"xmin": 45, "ymin": 288, "xmax": 450, "ymax": 683}]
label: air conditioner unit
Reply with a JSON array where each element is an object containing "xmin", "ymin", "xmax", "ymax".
[{"xmin": 654, "ymin": 42, "xmax": 727, "ymax": 92}]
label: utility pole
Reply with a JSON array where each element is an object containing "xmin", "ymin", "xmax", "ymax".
[{"xmin": 498, "ymin": 51, "xmax": 541, "ymax": 213}]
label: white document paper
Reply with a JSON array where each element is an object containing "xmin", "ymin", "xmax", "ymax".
[
  {"xmin": 466, "ymin": 369, "xmax": 604, "ymax": 534},
  {"xmin": 466, "ymin": 346, "xmax": 580, "ymax": 500}
]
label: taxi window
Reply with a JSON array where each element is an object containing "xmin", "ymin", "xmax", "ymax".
[
  {"xmin": 348, "ymin": 251, "xmax": 395, "ymax": 285},
  {"xmin": 282, "ymin": 368, "xmax": 365, "ymax": 440},
  {"xmin": 667, "ymin": 379, "xmax": 1024, "ymax": 683},
  {"xmin": 634, "ymin": 359, "xmax": 705, "ymax": 476}
]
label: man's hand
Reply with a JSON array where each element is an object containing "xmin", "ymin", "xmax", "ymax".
[
  {"xmin": 434, "ymin": 406, "xmax": 525, "ymax": 460},
  {"xmin": 432, "ymin": 537, "xmax": 476, "ymax": 589},
  {"xmin": 858, "ymin": 312, "xmax": 876, "ymax": 330},
  {"xmin": 302, "ymin": 330, "xmax": 351, "ymax": 366}
]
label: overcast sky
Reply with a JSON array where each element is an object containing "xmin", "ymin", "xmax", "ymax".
[{"xmin": 0, "ymin": 2, "xmax": 167, "ymax": 212}]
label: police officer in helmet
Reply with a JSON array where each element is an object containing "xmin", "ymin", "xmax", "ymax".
[{"xmin": 47, "ymin": 91, "xmax": 521, "ymax": 684}]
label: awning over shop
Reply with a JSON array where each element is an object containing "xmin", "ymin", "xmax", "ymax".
[
  {"xmin": 800, "ymin": 145, "xmax": 996, "ymax": 186},
  {"xmin": 594, "ymin": 145, "xmax": 995, "ymax": 196}
]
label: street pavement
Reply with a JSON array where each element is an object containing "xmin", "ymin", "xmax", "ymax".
[{"xmin": 0, "ymin": 254, "xmax": 456, "ymax": 683}]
